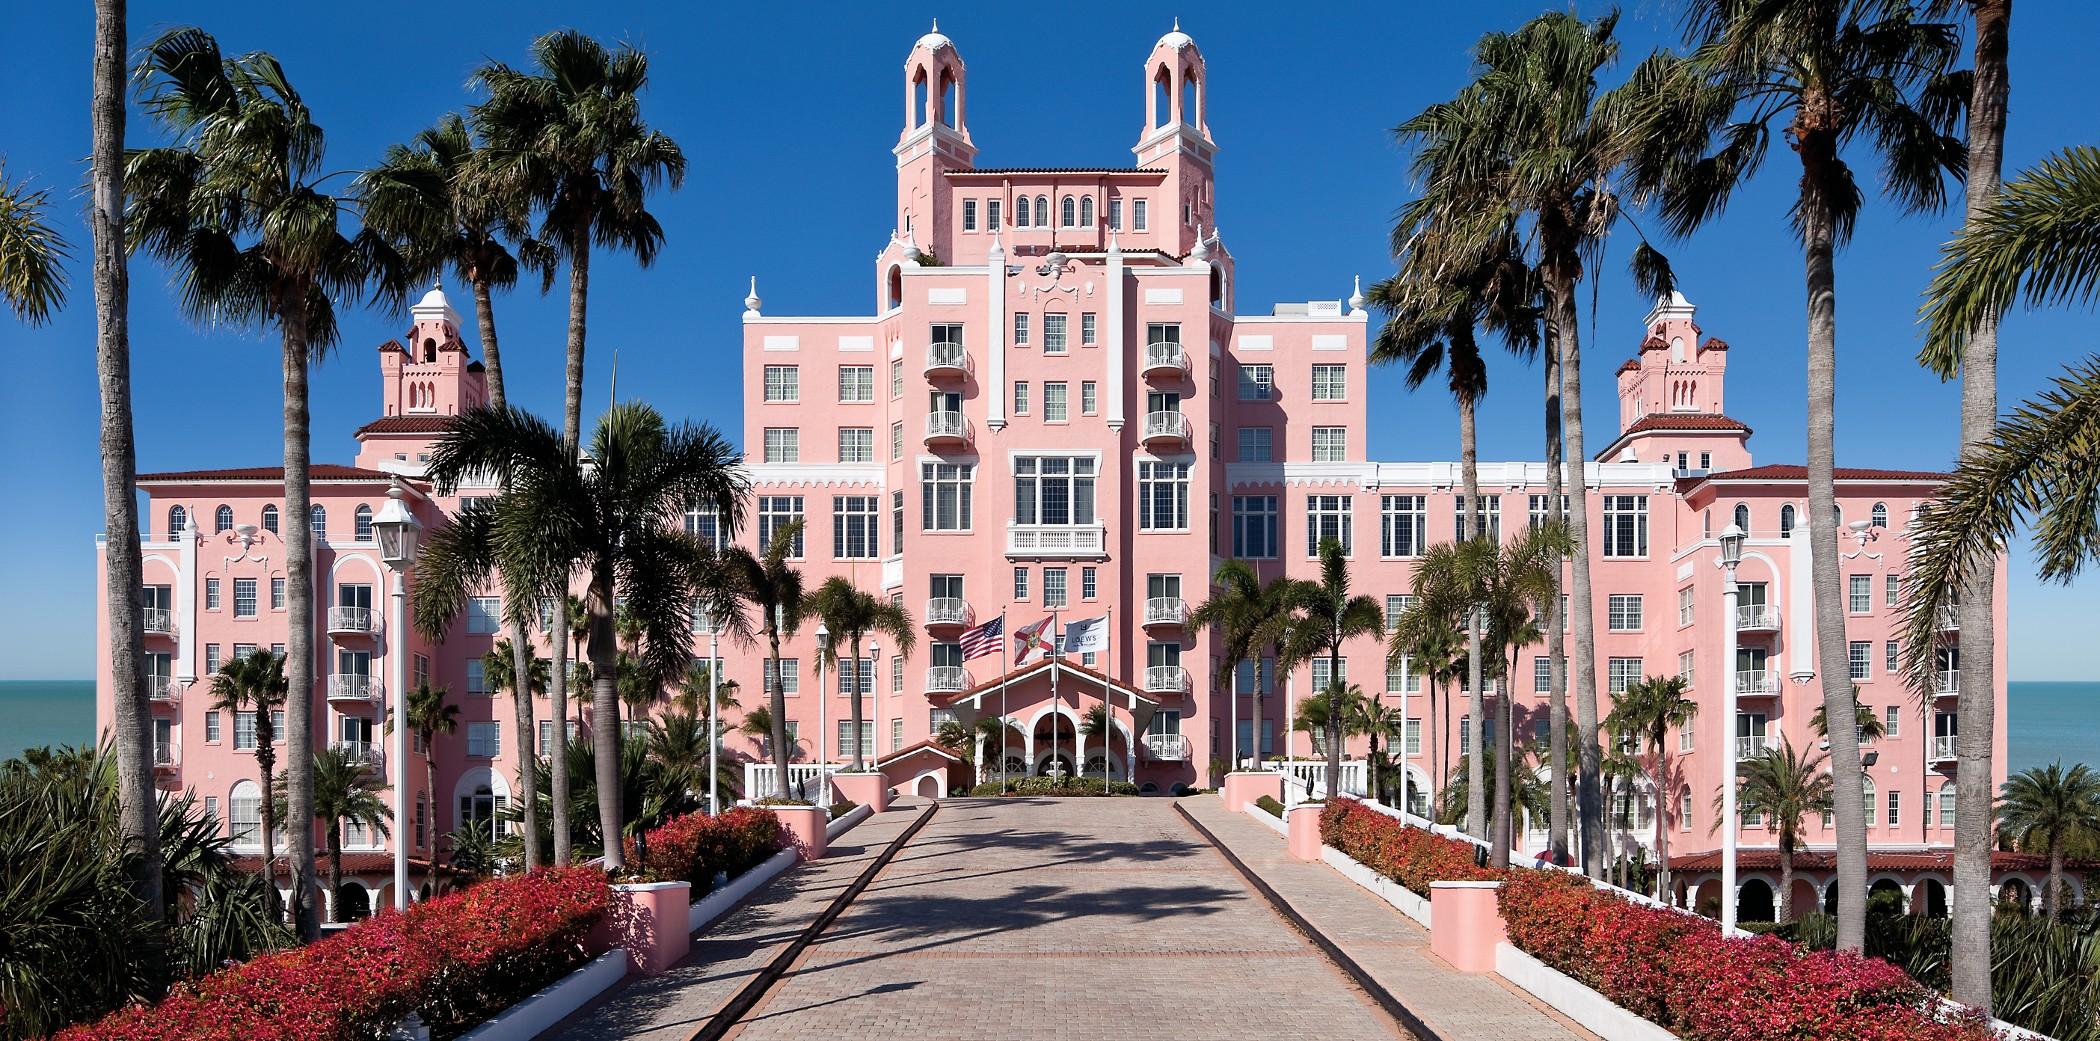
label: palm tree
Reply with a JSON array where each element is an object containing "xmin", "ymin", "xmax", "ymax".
[
  {"xmin": 1438, "ymin": 744, "xmax": 1550, "ymax": 837},
  {"xmin": 391, "ymin": 682, "xmax": 458, "ymax": 868},
  {"xmin": 550, "ymin": 590, "xmax": 589, "ymax": 861},
  {"xmin": 471, "ymin": 30, "xmax": 684, "ymax": 456},
  {"xmin": 0, "ymin": 163, "xmax": 69, "ymax": 323},
  {"xmin": 717, "ymin": 521, "xmax": 807, "ymax": 799},
  {"xmin": 1290, "ymin": 682, "xmax": 1364, "ymax": 760},
  {"xmin": 1728, "ymin": 739, "xmax": 1833, "ymax": 923},
  {"xmin": 209, "ymin": 650, "xmax": 287, "ymax": 902},
  {"xmin": 1809, "ymin": 687, "xmax": 1887, "ymax": 746},
  {"xmin": 809, "ymin": 577, "xmax": 917, "ymax": 772},
  {"xmin": 1597, "ymin": 737, "xmax": 1647, "ymax": 890},
  {"xmin": 272, "ymin": 747, "xmax": 389, "ymax": 923},
  {"xmin": 1626, "ymin": 0, "xmax": 1965, "ymax": 951},
  {"xmin": 1999, "ymin": 763, "xmax": 2100, "ymax": 921},
  {"xmin": 1391, "ymin": 617, "xmax": 1464, "ymax": 819},
  {"xmin": 476, "ymin": 638, "xmax": 546, "ymax": 867},
  {"xmin": 1276, "ymin": 539, "xmax": 1384, "ymax": 801},
  {"xmin": 737, "ymin": 704, "xmax": 783, "ymax": 764},
  {"xmin": 1188, "ymin": 560, "xmax": 1303, "ymax": 773},
  {"xmin": 1347, "ymin": 695, "xmax": 1407, "ymax": 806},
  {"xmin": 129, "ymin": 29, "xmax": 401, "ymax": 938},
  {"xmin": 417, "ymin": 403, "xmax": 745, "ymax": 870},
  {"xmin": 673, "ymin": 657, "xmax": 738, "ymax": 716},
  {"xmin": 1606, "ymin": 675, "xmax": 1697, "ymax": 903}
]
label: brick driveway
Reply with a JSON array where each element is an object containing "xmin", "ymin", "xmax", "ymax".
[{"xmin": 724, "ymin": 797, "xmax": 1406, "ymax": 1040}]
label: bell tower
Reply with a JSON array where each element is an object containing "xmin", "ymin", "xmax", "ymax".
[
  {"xmin": 894, "ymin": 22, "xmax": 976, "ymax": 267},
  {"xmin": 1134, "ymin": 21, "xmax": 1217, "ymax": 257},
  {"xmin": 378, "ymin": 283, "xmax": 485, "ymax": 418}
]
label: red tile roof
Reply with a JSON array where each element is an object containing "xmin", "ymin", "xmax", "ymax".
[
  {"xmin": 1668, "ymin": 848, "xmax": 2094, "ymax": 873},
  {"xmin": 876, "ymin": 740, "xmax": 964, "ymax": 767},
  {"xmin": 1593, "ymin": 412, "xmax": 1753, "ymax": 460},
  {"xmin": 138, "ymin": 464, "xmax": 394, "ymax": 484},
  {"xmin": 1617, "ymin": 359, "xmax": 1640, "ymax": 375},
  {"xmin": 1702, "ymin": 337, "xmax": 1730, "ymax": 352},
  {"xmin": 1701, "ymin": 464, "xmax": 1950, "ymax": 483},
  {"xmin": 355, "ymin": 415, "xmax": 454, "ymax": 436}
]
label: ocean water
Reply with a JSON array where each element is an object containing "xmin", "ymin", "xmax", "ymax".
[{"xmin": 0, "ymin": 680, "xmax": 98, "ymax": 763}]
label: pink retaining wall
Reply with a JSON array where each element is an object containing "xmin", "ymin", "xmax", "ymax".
[
  {"xmin": 776, "ymin": 805, "xmax": 829, "ymax": 861},
  {"xmin": 597, "ymin": 882, "xmax": 691, "ymax": 975},
  {"xmin": 1429, "ymin": 881, "xmax": 1506, "ymax": 973},
  {"xmin": 1223, "ymin": 771, "xmax": 1284, "ymax": 814},
  {"xmin": 832, "ymin": 772, "xmax": 891, "ymax": 813},
  {"xmin": 1286, "ymin": 803, "xmax": 1325, "ymax": 862}
]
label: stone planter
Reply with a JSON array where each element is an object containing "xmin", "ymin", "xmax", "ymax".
[
  {"xmin": 1221, "ymin": 771, "xmax": 1284, "ymax": 813},
  {"xmin": 1428, "ymin": 880, "xmax": 1505, "ymax": 973},
  {"xmin": 773, "ymin": 803, "xmax": 829, "ymax": 861},
  {"xmin": 595, "ymin": 881, "xmax": 692, "ymax": 975},
  {"xmin": 1285, "ymin": 802, "xmax": 1326, "ymax": 862},
  {"xmin": 831, "ymin": 771, "xmax": 891, "ymax": 813}
]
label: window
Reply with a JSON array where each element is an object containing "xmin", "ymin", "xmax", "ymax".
[
  {"xmin": 890, "ymin": 422, "xmax": 903, "ymax": 461},
  {"xmin": 1885, "ymin": 705, "xmax": 1902, "ymax": 738},
  {"xmin": 215, "ymin": 504, "xmax": 234, "ymax": 533},
  {"xmin": 1733, "ymin": 502, "xmax": 1751, "ymax": 532},
  {"xmin": 1043, "ymin": 568, "xmax": 1068, "ymax": 608},
  {"xmin": 1608, "ymin": 595, "xmax": 1643, "ymax": 632},
  {"xmin": 1849, "ymin": 641, "xmax": 1872, "ymax": 680},
  {"xmin": 1527, "ymin": 494, "xmax": 1571, "ymax": 529},
  {"xmin": 1381, "ymin": 495, "xmax": 1426, "ymax": 557},
  {"xmin": 204, "ymin": 580, "xmax": 223, "ymax": 613},
  {"xmin": 1013, "ymin": 567, "xmax": 1029, "ymax": 601},
  {"xmin": 465, "ymin": 659, "xmax": 490, "ymax": 696},
  {"xmin": 234, "ymin": 711, "xmax": 258, "ymax": 750},
  {"xmin": 1013, "ymin": 381, "xmax": 1030, "ymax": 415},
  {"xmin": 830, "ymin": 495, "xmax": 880, "ymax": 559},
  {"xmin": 1108, "ymin": 198, "xmax": 1123, "ymax": 230},
  {"xmin": 1311, "ymin": 364, "xmax": 1347, "ymax": 400},
  {"xmin": 1849, "ymin": 574, "xmax": 1873, "ymax": 613},
  {"xmin": 892, "ymin": 490, "xmax": 904, "ymax": 551},
  {"xmin": 467, "ymin": 723, "xmax": 500, "ymax": 758},
  {"xmin": 1133, "ymin": 198, "xmax": 1148, "ymax": 231},
  {"xmin": 763, "ymin": 365, "xmax": 798, "ymax": 402},
  {"xmin": 354, "ymin": 504, "xmax": 374, "ymax": 541},
  {"xmin": 1082, "ymin": 313, "xmax": 1097, "ymax": 344},
  {"xmin": 1779, "ymin": 504, "xmax": 1795, "ymax": 536},
  {"xmin": 1871, "ymin": 502, "xmax": 1889, "ymax": 528},
  {"xmin": 1454, "ymin": 496, "xmax": 1503, "ymax": 541},
  {"xmin": 204, "ymin": 710, "xmax": 221, "ymax": 744},
  {"xmin": 1035, "ymin": 195, "xmax": 1048, "ymax": 225},
  {"xmin": 1236, "ymin": 427, "xmax": 1273, "ymax": 462},
  {"xmin": 1079, "ymin": 566, "xmax": 1098, "ymax": 600},
  {"xmin": 1885, "ymin": 574, "xmax": 1901, "ymax": 609},
  {"xmin": 270, "ymin": 577, "xmax": 285, "ymax": 610},
  {"xmin": 921, "ymin": 463, "xmax": 974, "ymax": 530},
  {"xmin": 838, "ymin": 365, "xmax": 874, "ymax": 402},
  {"xmin": 962, "ymin": 199, "xmax": 977, "ymax": 231},
  {"xmin": 758, "ymin": 496, "xmax": 805, "ymax": 557},
  {"xmin": 467, "ymin": 597, "xmax": 502, "ymax": 634},
  {"xmin": 836, "ymin": 657, "xmax": 874, "ymax": 697},
  {"xmin": 260, "ymin": 504, "xmax": 278, "ymax": 534},
  {"xmin": 204, "ymin": 644, "xmax": 222, "ymax": 675},
  {"xmin": 762, "ymin": 658, "xmax": 800, "ymax": 695},
  {"xmin": 1385, "ymin": 594, "xmax": 1417, "ymax": 630},
  {"xmin": 1679, "ymin": 650, "xmax": 1696, "ymax": 690},
  {"xmin": 1080, "ymin": 196, "xmax": 1095, "ymax": 225},
  {"xmin": 1601, "ymin": 495, "xmax": 1649, "ymax": 557},
  {"xmin": 987, "ymin": 199, "xmax": 1001, "ymax": 230},
  {"xmin": 682, "ymin": 508, "xmax": 721, "ymax": 551},
  {"xmin": 1237, "ymin": 364, "xmax": 1274, "ymax": 400},
  {"xmin": 1459, "ymin": 717, "xmax": 1471, "ymax": 755},
  {"xmin": 1137, "ymin": 460, "xmax": 1191, "ymax": 530},
  {"xmin": 891, "ymin": 359, "xmax": 904, "ymax": 398},
  {"xmin": 168, "ymin": 505, "xmax": 188, "ymax": 536},
  {"xmin": 1012, "ymin": 455, "xmax": 1096, "ymax": 526},
  {"xmin": 838, "ymin": 427, "xmax": 874, "ymax": 463},
  {"xmin": 1305, "ymin": 495, "xmax": 1352, "ymax": 555},
  {"xmin": 1233, "ymin": 495, "xmax": 1278, "ymax": 559},
  {"xmin": 1044, "ymin": 382, "xmax": 1069, "ymax": 421},
  {"xmin": 1309, "ymin": 657, "xmax": 1347, "ymax": 692},
  {"xmin": 1885, "ymin": 640, "xmax": 1899, "ymax": 675},
  {"xmin": 230, "ymin": 782, "xmax": 261, "ymax": 845},
  {"xmin": 1938, "ymin": 782, "xmax": 1956, "ymax": 828},
  {"xmin": 233, "ymin": 578, "xmax": 258, "ymax": 618},
  {"xmin": 310, "ymin": 504, "xmax": 326, "ymax": 536},
  {"xmin": 1311, "ymin": 427, "xmax": 1347, "ymax": 462},
  {"xmin": 1700, "ymin": 453, "xmax": 1712, "ymax": 470},
  {"xmin": 1013, "ymin": 313, "xmax": 1030, "ymax": 346},
  {"xmin": 1886, "ymin": 791, "xmax": 1901, "ymax": 828},
  {"xmin": 1081, "ymin": 381, "xmax": 1098, "ymax": 415},
  {"xmin": 1607, "ymin": 657, "xmax": 1643, "ymax": 693},
  {"xmin": 763, "ymin": 428, "xmax": 799, "ymax": 463},
  {"xmin": 1043, "ymin": 313, "xmax": 1068, "ymax": 354}
]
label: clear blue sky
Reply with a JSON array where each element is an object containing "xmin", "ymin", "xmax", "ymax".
[{"xmin": 4, "ymin": 2, "xmax": 2097, "ymax": 680}]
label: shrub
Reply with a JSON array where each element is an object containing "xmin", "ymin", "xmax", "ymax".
[
  {"xmin": 828, "ymin": 801, "xmax": 858, "ymax": 820},
  {"xmin": 56, "ymin": 867, "xmax": 610, "ymax": 1041},
  {"xmin": 1317, "ymin": 800, "xmax": 1495, "ymax": 897},
  {"xmin": 1254, "ymin": 795, "xmax": 1286, "ymax": 818},
  {"xmin": 967, "ymin": 777, "xmax": 1138, "ymax": 797},
  {"xmin": 624, "ymin": 808, "xmax": 782, "ymax": 891}
]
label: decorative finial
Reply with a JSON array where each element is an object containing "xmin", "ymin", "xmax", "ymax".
[
  {"xmin": 931, "ymin": 18, "xmax": 939, "ymax": 32},
  {"xmin": 1106, "ymin": 229, "xmax": 1121, "ymax": 255},
  {"xmin": 1173, "ymin": 16, "xmax": 1180, "ymax": 31},
  {"xmin": 1190, "ymin": 223, "xmax": 1210, "ymax": 261},
  {"xmin": 743, "ymin": 276, "xmax": 761, "ymax": 315},
  {"xmin": 1348, "ymin": 274, "xmax": 1365, "ymax": 313}
]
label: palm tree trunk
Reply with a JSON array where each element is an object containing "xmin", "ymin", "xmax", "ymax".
[
  {"xmin": 588, "ymin": 572, "xmax": 623, "ymax": 869},
  {"xmin": 563, "ymin": 228, "xmax": 591, "ymax": 454},
  {"xmin": 767, "ymin": 628, "xmax": 791, "ymax": 798},
  {"xmin": 258, "ymin": 740, "xmax": 278, "ymax": 917},
  {"xmin": 425, "ymin": 740, "xmax": 438, "ymax": 886},
  {"xmin": 1249, "ymin": 654, "xmax": 1264, "ymax": 770},
  {"xmin": 1799, "ymin": 134, "xmax": 1868, "ymax": 953},
  {"xmin": 1367, "ymin": 722, "xmax": 1382, "ymax": 805},
  {"xmin": 325, "ymin": 827, "xmax": 342, "ymax": 924},
  {"xmin": 472, "ymin": 276, "xmax": 506, "ymax": 410},
  {"xmin": 1324, "ymin": 648, "xmax": 1342, "ymax": 800},
  {"xmin": 508, "ymin": 623, "xmax": 539, "ymax": 870},
  {"xmin": 1779, "ymin": 838, "xmax": 1795, "ymax": 923},
  {"xmin": 849, "ymin": 635, "xmax": 865, "ymax": 772},
  {"xmin": 280, "ymin": 299, "xmax": 321, "ymax": 942},
  {"xmin": 1952, "ymin": 0, "xmax": 2010, "ymax": 1009},
  {"xmin": 2047, "ymin": 836, "xmax": 2064, "ymax": 921},
  {"xmin": 550, "ymin": 601, "xmax": 573, "ymax": 864},
  {"xmin": 1491, "ymin": 650, "xmax": 1514, "ymax": 869},
  {"xmin": 1542, "ymin": 239, "xmax": 1605, "ymax": 880},
  {"xmin": 1653, "ymin": 735, "xmax": 1671, "ymax": 902},
  {"xmin": 1461, "ymin": 396, "xmax": 1486, "ymax": 839},
  {"xmin": 93, "ymin": 0, "xmax": 163, "ymax": 931},
  {"xmin": 1544, "ymin": 321, "xmax": 1571, "ymax": 861},
  {"xmin": 1437, "ymin": 679, "xmax": 1450, "ymax": 818},
  {"xmin": 1424, "ymin": 679, "xmax": 1439, "ymax": 818}
]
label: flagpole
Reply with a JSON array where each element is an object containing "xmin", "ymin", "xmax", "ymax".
[
  {"xmin": 1049, "ymin": 611, "xmax": 1060, "ymax": 786},
  {"xmin": 1102, "ymin": 606, "xmax": 1113, "ymax": 789},
  {"xmin": 1286, "ymin": 674, "xmax": 1297, "ymax": 805},
  {"xmin": 998, "ymin": 609, "xmax": 1009, "ymax": 790}
]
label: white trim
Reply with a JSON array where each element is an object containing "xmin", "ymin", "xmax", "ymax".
[
  {"xmin": 748, "ymin": 464, "xmax": 886, "ymax": 487},
  {"xmin": 1495, "ymin": 944, "xmax": 1680, "ymax": 1041},
  {"xmin": 454, "ymin": 950, "xmax": 627, "ymax": 1041},
  {"xmin": 744, "ymin": 316, "xmax": 885, "ymax": 326}
]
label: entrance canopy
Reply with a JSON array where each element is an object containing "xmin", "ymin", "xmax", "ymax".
[{"xmin": 932, "ymin": 657, "xmax": 1163, "ymax": 736}]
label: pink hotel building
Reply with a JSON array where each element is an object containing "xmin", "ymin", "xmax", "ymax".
[{"xmin": 99, "ymin": 26, "xmax": 2023, "ymax": 918}]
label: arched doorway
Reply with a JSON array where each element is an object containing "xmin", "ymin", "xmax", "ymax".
[
  {"xmin": 912, "ymin": 770, "xmax": 944, "ymax": 800},
  {"xmin": 1823, "ymin": 883, "xmax": 1840, "ymax": 915},
  {"xmin": 1999, "ymin": 877, "xmax": 2033, "ymax": 911},
  {"xmin": 1869, "ymin": 878, "xmax": 1908, "ymax": 914},
  {"xmin": 1737, "ymin": 879, "xmax": 1776, "ymax": 924},
  {"xmin": 1920, "ymin": 878, "xmax": 1949, "ymax": 917},
  {"xmin": 335, "ymin": 882, "xmax": 371, "ymax": 922}
]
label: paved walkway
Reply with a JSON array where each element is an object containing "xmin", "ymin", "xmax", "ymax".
[{"xmin": 1179, "ymin": 797, "xmax": 1597, "ymax": 1041}]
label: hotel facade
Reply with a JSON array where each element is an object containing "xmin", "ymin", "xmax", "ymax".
[{"xmin": 98, "ymin": 26, "xmax": 2028, "ymax": 919}]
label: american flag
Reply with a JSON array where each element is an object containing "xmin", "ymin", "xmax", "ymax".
[{"xmin": 958, "ymin": 615, "xmax": 1004, "ymax": 660}]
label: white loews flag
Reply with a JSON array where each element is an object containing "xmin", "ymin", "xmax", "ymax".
[{"xmin": 1061, "ymin": 614, "xmax": 1109, "ymax": 655}]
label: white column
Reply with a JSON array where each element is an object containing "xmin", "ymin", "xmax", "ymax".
[
  {"xmin": 708, "ymin": 629, "xmax": 720, "ymax": 814},
  {"xmin": 986, "ymin": 229, "xmax": 1007, "ymax": 431},
  {"xmin": 176, "ymin": 518, "xmax": 198, "ymax": 681},
  {"xmin": 389, "ymin": 566, "xmax": 409, "ymax": 910},
  {"xmin": 1106, "ymin": 234, "xmax": 1126, "ymax": 431},
  {"xmin": 1721, "ymin": 562, "xmax": 1741, "ymax": 932}
]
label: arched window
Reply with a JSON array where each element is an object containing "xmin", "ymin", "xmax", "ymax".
[
  {"xmin": 1079, "ymin": 196, "xmax": 1094, "ymax": 225},
  {"xmin": 230, "ymin": 780, "xmax": 262, "ymax": 845},
  {"xmin": 168, "ymin": 505, "xmax": 187, "ymax": 536},
  {"xmin": 354, "ymin": 504, "xmax": 374, "ymax": 542},
  {"xmin": 1061, "ymin": 195, "xmax": 1076, "ymax": 227},
  {"xmin": 1733, "ymin": 503, "xmax": 1750, "ymax": 534},
  {"xmin": 1702, "ymin": 508, "xmax": 1712, "ymax": 538},
  {"xmin": 1681, "ymin": 786, "xmax": 1693, "ymax": 832},
  {"xmin": 421, "ymin": 339, "xmax": 437, "ymax": 363},
  {"xmin": 1034, "ymin": 196, "xmax": 1048, "ymax": 227},
  {"xmin": 1860, "ymin": 774, "xmax": 1877, "ymax": 827},
  {"xmin": 911, "ymin": 68, "xmax": 928, "ymax": 129},
  {"xmin": 215, "ymin": 504, "xmax": 235, "ymax": 533},
  {"xmin": 310, "ymin": 504, "xmax": 327, "ymax": 537},
  {"xmin": 1937, "ymin": 781, "xmax": 1956, "ymax": 828},
  {"xmin": 887, "ymin": 266, "xmax": 903, "ymax": 310},
  {"xmin": 1015, "ymin": 195, "xmax": 1031, "ymax": 227},
  {"xmin": 939, "ymin": 69, "xmax": 957, "ymax": 129},
  {"xmin": 1779, "ymin": 504, "xmax": 1796, "ymax": 537},
  {"xmin": 1871, "ymin": 502, "xmax": 1888, "ymax": 528},
  {"xmin": 261, "ymin": 504, "xmax": 279, "ymax": 534},
  {"xmin": 1153, "ymin": 66, "xmax": 1172, "ymax": 129}
]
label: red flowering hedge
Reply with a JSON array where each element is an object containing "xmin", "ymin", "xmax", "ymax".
[
  {"xmin": 624, "ymin": 807, "xmax": 782, "ymax": 890},
  {"xmin": 1318, "ymin": 800, "xmax": 1497, "ymax": 897},
  {"xmin": 1499, "ymin": 870, "xmax": 2000, "ymax": 1041},
  {"xmin": 55, "ymin": 867, "xmax": 610, "ymax": 1041}
]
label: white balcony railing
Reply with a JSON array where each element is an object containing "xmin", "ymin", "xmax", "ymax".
[
  {"xmin": 1141, "ymin": 410, "xmax": 1191, "ymax": 443},
  {"xmin": 1275, "ymin": 759, "xmax": 1368, "ymax": 799},
  {"xmin": 1141, "ymin": 341, "xmax": 1188, "ymax": 377},
  {"xmin": 1144, "ymin": 665, "xmax": 1191, "ymax": 695},
  {"xmin": 1936, "ymin": 606, "xmax": 1961, "ymax": 631},
  {"xmin": 743, "ymin": 762, "xmax": 836, "ymax": 803},
  {"xmin": 327, "ymin": 606, "xmax": 376, "ymax": 634},
  {"xmin": 926, "ymin": 666, "xmax": 971, "ymax": 693},
  {"xmin": 142, "ymin": 608, "xmax": 174, "ymax": 635},
  {"xmin": 1143, "ymin": 596, "xmax": 1187, "ymax": 627},
  {"xmin": 1935, "ymin": 672, "xmax": 1960, "ymax": 696},
  {"xmin": 1735, "ymin": 737, "xmax": 1768, "ymax": 760},
  {"xmin": 1006, "ymin": 522, "xmax": 1106, "ymax": 557},
  {"xmin": 327, "ymin": 675, "xmax": 380, "ymax": 704},
  {"xmin": 1143, "ymin": 733, "xmax": 1191, "ymax": 761},
  {"xmin": 333, "ymin": 743, "xmax": 384, "ymax": 771},
  {"xmin": 925, "ymin": 597, "xmax": 973, "ymax": 627},
  {"xmin": 1932, "ymin": 736, "xmax": 1958, "ymax": 761},
  {"xmin": 925, "ymin": 410, "xmax": 971, "ymax": 445},
  {"xmin": 1735, "ymin": 605, "xmax": 1780, "ymax": 632},
  {"xmin": 148, "ymin": 678, "xmax": 179, "ymax": 703},
  {"xmin": 925, "ymin": 341, "xmax": 969, "ymax": 377},
  {"xmin": 1735, "ymin": 670, "xmax": 1779, "ymax": 696},
  {"xmin": 153, "ymin": 744, "xmax": 178, "ymax": 769}
]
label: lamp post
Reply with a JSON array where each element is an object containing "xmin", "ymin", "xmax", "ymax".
[
  {"xmin": 815, "ymin": 622, "xmax": 830, "ymax": 801},
  {"xmin": 706, "ymin": 612, "xmax": 720, "ymax": 814},
  {"xmin": 1717, "ymin": 522, "xmax": 1745, "ymax": 930},
  {"xmin": 371, "ymin": 479, "xmax": 421, "ymax": 911},
  {"xmin": 866, "ymin": 638, "xmax": 880, "ymax": 769}
]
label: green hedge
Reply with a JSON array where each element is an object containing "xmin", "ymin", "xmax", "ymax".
[
  {"xmin": 968, "ymin": 777, "xmax": 1139, "ymax": 797},
  {"xmin": 1254, "ymin": 795, "xmax": 1286, "ymax": 818}
]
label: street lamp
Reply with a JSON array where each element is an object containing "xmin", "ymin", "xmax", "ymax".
[
  {"xmin": 370, "ymin": 479, "xmax": 421, "ymax": 911},
  {"xmin": 705, "ymin": 606, "xmax": 720, "ymax": 814},
  {"xmin": 814, "ymin": 622, "xmax": 830, "ymax": 800},
  {"xmin": 1717, "ymin": 522, "xmax": 1745, "ymax": 931},
  {"xmin": 866, "ymin": 639, "xmax": 880, "ymax": 768}
]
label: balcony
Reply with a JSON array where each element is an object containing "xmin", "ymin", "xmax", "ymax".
[
  {"xmin": 924, "ymin": 410, "xmax": 972, "ymax": 448},
  {"xmin": 1144, "ymin": 665, "xmax": 1191, "ymax": 696},
  {"xmin": 1935, "ymin": 672, "xmax": 1960, "ymax": 698},
  {"xmin": 1143, "ymin": 596, "xmax": 1188, "ymax": 628},
  {"xmin": 1735, "ymin": 737, "xmax": 1768, "ymax": 760},
  {"xmin": 327, "ymin": 675, "xmax": 381, "ymax": 706},
  {"xmin": 152, "ymin": 744, "xmax": 178, "ymax": 772},
  {"xmin": 1140, "ymin": 410, "xmax": 1191, "ymax": 448},
  {"xmin": 327, "ymin": 606, "xmax": 377, "ymax": 636},
  {"xmin": 148, "ymin": 678, "xmax": 179, "ymax": 704},
  {"xmin": 1143, "ymin": 733, "xmax": 1191, "ymax": 761},
  {"xmin": 924, "ymin": 341, "xmax": 970, "ymax": 380},
  {"xmin": 925, "ymin": 666, "xmax": 971, "ymax": 693},
  {"xmin": 1736, "ymin": 605, "xmax": 1780, "ymax": 633},
  {"xmin": 1006, "ymin": 522, "xmax": 1107, "ymax": 558},
  {"xmin": 1141, "ymin": 341, "xmax": 1189, "ymax": 379},
  {"xmin": 142, "ymin": 608, "xmax": 175, "ymax": 638},
  {"xmin": 1937, "ymin": 606, "xmax": 1961, "ymax": 631},
  {"xmin": 1932, "ymin": 736, "xmax": 1958, "ymax": 763},
  {"xmin": 1735, "ymin": 670, "xmax": 1780, "ymax": 696},
  {"xmin": 925, "ymin": 597, "xmax": 973, "ymax": 629},
  {"xmin": 334, "ymin": 743, "xmax": 385, "ymax": 772}
]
